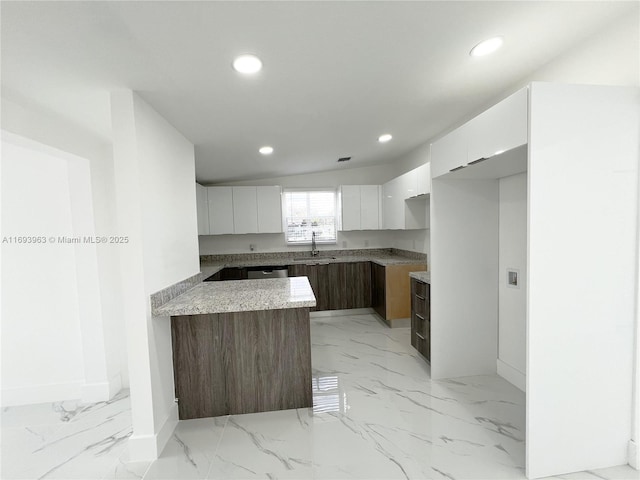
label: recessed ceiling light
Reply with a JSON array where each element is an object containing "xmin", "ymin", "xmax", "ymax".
[
  {"xmin": 259, "ymin": 146, "xmax": 273, "ymax": 155},
  {"xmin": 233, "ymin": 54, "xmax": 262, "ymax": 74},
  {"xmin": 378, "ymin": 134, "xmax": 393, "ymax": 143},
  {"xmin": 470, "ymin": 36, "xmax": 504, "ymax": 57}
]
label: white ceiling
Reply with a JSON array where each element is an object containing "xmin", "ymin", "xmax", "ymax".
[{"xmin": 1, "ymin": 1, "xmax": 636, "ymax": 183}]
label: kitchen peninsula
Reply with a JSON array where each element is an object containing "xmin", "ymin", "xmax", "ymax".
[{"xmin": 154, "ymin": 277, "xmax": 316, "ymax": 420}]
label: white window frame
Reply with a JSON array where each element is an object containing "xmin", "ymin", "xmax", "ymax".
[{"xmin": 282, "ymin": 188, "xmax": 338, "ymax": 245}]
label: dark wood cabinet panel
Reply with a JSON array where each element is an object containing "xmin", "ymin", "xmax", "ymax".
[
  {"xmin": 314, "ymin": 264, "xmax": 331, "ymax": 311},
  {"xmin": 290, "ymin": 262, "xmax": 370, "ymax": 311},
  {"xmin": 289, "ymin": 264, "xmax": 325, "ymax": 311},
  {"xmin": 220, "ymin": 267, "xmax": 248, "ymax": 281},
  {"xmin": 172, "ymin": 308, "xmax": 312, "ymax": 419},
  {"xmin": 411, "ymin": 278, "xmax": 430, "ymax": 361},
  {"xmin": 204, "ymin": 267, "xmax": 248, "ymax": 281},
  {"xmin": 372, "ymin": 263, "xmax": 386, "ymax": 318},
  {"xmin": 171, "ymin": 315, "xmax": 227, "ymax": 418},
  {"xmin": 344, "ymin": 262, "xmax": 372, "ymax": 309}
]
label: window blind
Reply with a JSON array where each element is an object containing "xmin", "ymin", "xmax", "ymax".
[{"xmin": 283, "ymin": 190, "xmax": 337, "ymax": 244}]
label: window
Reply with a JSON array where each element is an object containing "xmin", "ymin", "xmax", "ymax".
[{"xmin": 283, "ymin": 189, "xmax": 337, "ymax": 244}]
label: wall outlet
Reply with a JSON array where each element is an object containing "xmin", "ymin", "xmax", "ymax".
[
  {"xmin": 342, "ymin": 240, "xmax": 347, "ymax": 248},
  {"xmin": 507, "ymin": 268, "xmax": 520, "ymax": 288},
  {"xmin": 364, "ymin": 239, "xmax": 369, "ymax": 247},
  {"xmin": 249, "ymin": 244, "xmax": 256, "ymax": 251}
]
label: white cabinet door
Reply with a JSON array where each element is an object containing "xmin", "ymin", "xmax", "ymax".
[
  {"xmin": 416, "ymin": 163, "xmax": 431, "ymax": 196},
  {"xmin": 382, "ymin": 178, "xmax": 403, "ymax": 230},
  {"xmin": 340, "ymin": 185, "xmax": 361, "ymax": 231},
  {"xmin": 467, "ymin": 87, "xmax": 528, "ymax": 163},
  {"xmin": 256, "ymin": 186, "xmax": 283, "ymax": 233},
  {"xmin": 232, "ymin": 186, "xmax": 258, "ymax": 234},
  {"xmin": 398, "ymin": 169, "xmax": 418, "ymax": 199},
  {"xmin": 430, "ymin": 123, "xmax": 469, "ymax": 179},
  {"xmin": 196, "ymin": 183, "xmax": 210, "ymax": 235},
  {"xmin": 207, "ymin": 186, "xmax": 234, "ymax": 234},
  {"xmin": 382, "ymin": 180, "xmax": 393, "ymax": 229},
  {"xmin": 360, "ymin": 185, "xmax": 380, "ymax": 230}
]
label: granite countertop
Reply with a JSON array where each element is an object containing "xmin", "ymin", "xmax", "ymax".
[
  {"xmin": 409, "ymin": 271, "xmax": 430, "ymax": 284},
  {"xmin": 154, "ymin": 277, "xmax": 316, "ymax": 316},
  {"xmin": 200, "ymin": 252, "xmax": 427, "ymax": 279}
]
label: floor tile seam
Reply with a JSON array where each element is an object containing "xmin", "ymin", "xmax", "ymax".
[
  {"xmin": 203, "ymin": 415, "xmax": 230, "ymax": 480},
  {"xmin": 137, "ymin": 457, "xmax": 154, "ymax": 480}
]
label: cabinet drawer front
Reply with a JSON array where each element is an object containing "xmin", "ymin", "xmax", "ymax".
[{"xmin": 414, "ymin": 280, "xmax": 427, "ymax": 298}]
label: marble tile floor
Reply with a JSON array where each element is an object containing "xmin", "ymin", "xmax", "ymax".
[{"xmin": 2, "ymin": 312, "xmax": 639, "ymax": 480}]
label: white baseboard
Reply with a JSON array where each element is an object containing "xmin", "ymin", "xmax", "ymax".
[
  {"xmin": 497, "ymin": 359, "xmax": 526, "ymax": 392},
  {"xmin": 1, "ymin": 381, "xmax": 83, "ymax": 406},
  {"xmin": 310, "ymin": 308, "xmax": 374, "ymax": 318},
  {"xmin": 629, "ymin": 440, "xmax": 639, "ymax": 469},
  {"xmin": 81, "ymin": 373, "xmax": 123, "ymax": 403},
  {"xmin": 128, "ymin": 402, "xmax": 178, "ymax": 462}
]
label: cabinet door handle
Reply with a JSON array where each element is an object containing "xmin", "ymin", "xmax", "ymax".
[
  {"xmin": 416, "ymin": 295, "xmax": 425, "ymax": 300},
  {"xmin": 468, "ymin": 157, "xmax": 488, "ymax": 165},
  {"xmin": 415, "ymin": 313, "xmax": 425, "ymax": 320},
  {"xmin": 416, "ymin": 332, "xmax": 426, "ymax": 340},
  {"xmin": 449, "ymin": 165, "xmax": 466, "ymax": 172}
]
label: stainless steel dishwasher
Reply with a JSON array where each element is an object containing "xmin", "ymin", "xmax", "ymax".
[{"xmin": 246, "ymin": 266, "xmax": 288, "ymax": 279}]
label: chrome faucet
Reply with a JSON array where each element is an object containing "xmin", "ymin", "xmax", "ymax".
[{"xmin": 311, "ymin": 231, "xmax": 319, "ymax": 256}]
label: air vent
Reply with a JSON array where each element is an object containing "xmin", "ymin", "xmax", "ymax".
[{"xmin": 338, "ymin": 157, "xmax": 351, "ymax": 162}]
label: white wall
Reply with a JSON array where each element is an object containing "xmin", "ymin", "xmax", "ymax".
[
  {"xmin": 199, "ymin": 228, "xmax": 428, "ymax": 256},
  {"xmin": 526, "ymin": 83, "xmax": 638, "ymax": 478},
  {"xmin": 497, "ymin": 172, "xmax": 527, "ymax": 391},
  {"xmin": 633, "ymin": 151, "xmax": 640, "ymax": 468},
  {"xmin": 220, "ymin": 162, "xmax": 399, "ymax": 188},
  {"xmin": 519, "ymin": 11, "xmax": 639, "ymax": 89},
  {"xmin": 393, "ymin": 142, "xmax": 431, "ymax": 178},
  {"xmin": 1, "ymin": 138, "xmax": 85, "ymax": 404},
  {"xmin": 1, "ymin": 96, "xmax": 128, "ymax": 395},
  {"xmin": 111, "ymin": 90, "xmax": 199, "ymax": 461},
  {"xmin": 430, "ymin": 179, "xmax": 499, "ymax": 380}
]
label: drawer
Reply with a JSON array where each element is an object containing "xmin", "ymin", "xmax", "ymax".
[
  {"xmin": 414, "ymin": 280, "xmax": 427, "ymax": 298},
  {"xmin": 414, "ymin": 297, "xmax": 427, "ymax": 318}
]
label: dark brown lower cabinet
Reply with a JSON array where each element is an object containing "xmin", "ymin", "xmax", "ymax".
[
  {"xmin": 371, "ymin": 263, "xmax": 386, "ymax": 318},
  {"xmin": 171, "ymin": 308, "xmax": 312, "ymax": 419},
  {"xmin": 289, "ymin": 261, "xmax": 371, "ymax": 311},
  {"xmin": 288, "ymin": 263, "xmax": 329, "ymax": 311},
  {"xmin": 327, "ymin": 262, "xmax": 371, "ymax": 310},
  {"xmin": 411, "ymin": 278, "xmax": 430, "ymax": 361},
  {"xmin": 204, "ymin": 267, "xmax": 248, "ymax": 281}
]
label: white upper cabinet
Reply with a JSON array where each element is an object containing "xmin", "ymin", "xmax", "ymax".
[
  {"xmin": 256, "ymin": 186, "xmax": 283, "ymax": 233},
  {"xmin": 431, "ymin": 86, "xmax": 528, "ymax": 179},
  {"xmin": 381, "ymin": 164, "xmax": 431, "ymax": 230},
  {"xmin": 340, "ymin": 185, "xmax": 361, "ymax": 231},
  {"xmin": 360, "ymin": 185, "xmax": 380, "ymax": 230},
  {"xmin": 340, "ymin": 185, "xmax": 380, "ymax": 231},
  {"xmin": 416, "ymin": 163, "xmax": 431, "ymax": 196},
  {"xmin": 232, "ymin": 186, "xmax": 258, "ymax": 234},
  {"xmin": 430, "ymin": 122, "xmax": 469, "ymax": 179},
  {"xmin": 398, "ymin": 170, "xmax": 418, "ymax": 199},
  {"xmin": 207, "ymin": 186, "xmax": 234, "ymax": 235},
  {"xmin": 382, "ymin": 177, "xmax": 404, "ymax": 230},
  {"xmin": 196, "ymin": 183, "xmax": 210, "ymax": 235},
  {"xmin": 201, "ymin": 185, "xmax": 283, "ymax": 235},
  {"xmin": 467, "ymin": 88, "xmax": 528, "ymax": 163}
]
